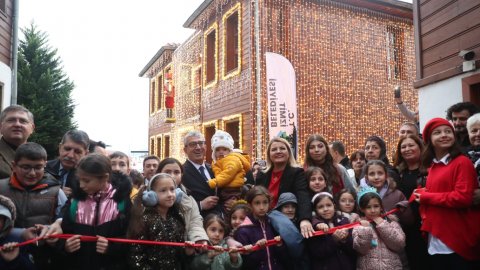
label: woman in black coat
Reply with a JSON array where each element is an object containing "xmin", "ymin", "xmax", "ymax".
[{"xmin": 255, "ymin": 137, "xmax": 314, "ymax": 238}]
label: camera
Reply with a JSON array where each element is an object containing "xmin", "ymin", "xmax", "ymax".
[{"xmin": 459, "ymin": 50, "xmax": 475, "ymax": 61}]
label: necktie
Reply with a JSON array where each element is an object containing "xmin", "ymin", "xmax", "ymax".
[
  {"xmin": 199, "ymin": 166, "xmax": 209, "ymax": 182},
  {"xmin": 59, "ymin": 168, "xmax": 68, "ymax": 188}
]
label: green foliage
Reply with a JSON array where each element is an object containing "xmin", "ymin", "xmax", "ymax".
[{"xmin": 17, "ymin": 23, "xmax": 76, "ymax": 158}]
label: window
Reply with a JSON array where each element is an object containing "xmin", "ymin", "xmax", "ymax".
[
  {"xmin": 221, "ymin": 114, "xmax": 243, "ymax": 150},
  {"xmin": 386, "ymin": 26, "xmax": 406, "ymax": 80},
  {"xmin": 0, "ymin": 0, "xmax": 5, "ymax": 14},
  {"xmin": 164, "ymin": 135, "xmax": 170, "ymax": 158},
  {"xmin": 204, "ymin": 24, "xmax": 218, "ymax": 87},
  {"xmin": 156, "ymin": 136, "xmax": 162, "ymax": 158},
  {"xmin": 225, "ymin": 119, "xmax": 240, "ymax": 148},
  {"xmin": 157, "ymin": 74, "xmax": 163, "ymax": 111},
  {"xmin": 150, "ymin": 80, "xmax": 156, "ymax": 114},
  {"xmin": 204, "ymin": 125, "xmax": 216, "ymax": 164},
  {"xmin": 223, "ymin": 4, "xmax": 241, "ymax": 77}
]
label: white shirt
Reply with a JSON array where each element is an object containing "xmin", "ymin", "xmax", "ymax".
[
  {"xmin": 427, "ymin": 153, "xmax": 454, "ymax": 255},
  {"xmin": 188, "ymin": 159, "xmax": 212, "ymax": 179}
]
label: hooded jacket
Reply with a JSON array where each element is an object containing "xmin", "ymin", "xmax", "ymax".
[
  {"xmin": 234, "ymin": 215, "xmax": 287, "ymax": 270},
  {"xmin": 353, "ymin": 215, "xmax": 405, "ymax": 270},
  {"xmin": 177, "ymin": 184, "xmax": 209, "ymax": 242},
  {"xmin": 0, "ymin": 195, "xmax": 35, "ymax": 270},
  {"xmin": 209, "ymin": 152, "xmax": 251, "ymax": 189}
]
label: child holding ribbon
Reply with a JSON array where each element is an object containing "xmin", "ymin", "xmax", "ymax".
[
  {"xmin": 190, "ymin": 214, "xmax": 242, "ymax": 269},
  {"xmin": 128, "ymin": 173, "xmax": 191, "ymax": 269},
  {"xmin": 308, "ymin": 192, "xmax": 356, "ymax": 270},
  {"xmin": 60, "ymin": 154, "xmax": 132, "ymax": 270},
  {"xmin": 234, "ymin": 186, "xmax": 285, "ymax": 269},
  {"xmin": 353, "ymin": 187, "xmax": 405, "ymax": 270}
]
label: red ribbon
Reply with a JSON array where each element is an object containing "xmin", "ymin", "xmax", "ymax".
[
  {"xmin": 2, "ymin": 196, "xmax": 417, "ymax": 251},
  {"xmin": 0, "ymin": 234, "xmax": 280, "ymax": 252},
  {"xmin": 313, "ymin": 207, "xmax": 400, "ymax": 236}
]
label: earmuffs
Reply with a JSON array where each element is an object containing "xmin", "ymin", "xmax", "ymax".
[{"xmin": 142, "ymin": 173, "xmax": 177, "ymax": 207}]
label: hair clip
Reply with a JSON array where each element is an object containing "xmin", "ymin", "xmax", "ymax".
[
  {"xmin": 311, "ymin": 192, "xmax": 333, "ymax": 204},
  {"xmin": 357, "ymin": 186, "xmax": 379, "ymax": 204}
]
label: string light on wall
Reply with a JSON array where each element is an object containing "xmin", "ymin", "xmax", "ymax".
[
  {"xmin": 146, "ymin": 0, "xmax": 415, "ymax": 162},
  {"xmin": 256, "ymin": 0, "xmax": 416, "ymax": 163}
]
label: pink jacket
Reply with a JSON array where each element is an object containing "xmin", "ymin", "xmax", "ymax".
[
  {"xmin": 353, "ymin": 216, "xmax": 405, "ymax": 270},
  {"xmin": 76, "ymin": 183, "xmax": 119, "ymax": 226}
]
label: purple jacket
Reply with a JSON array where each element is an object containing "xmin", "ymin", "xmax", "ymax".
[
  {"xmin": 234, "ymin": 215, "xmax": 287, "ymax": 270},
  {"xmin": 308, "ymin": 215, "xmax": 356, "ymax": 270}
]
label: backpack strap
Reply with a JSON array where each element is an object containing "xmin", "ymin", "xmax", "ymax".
[
  {"xmin": 69, "ymin": 199, "xmax": 78, "ymax": 221},
  {"xmin": 117, "ymin": 199, "xmax": 125, "ymax": 213}
]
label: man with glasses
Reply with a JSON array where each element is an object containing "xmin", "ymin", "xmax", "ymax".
[
  {"xmin": 0, "ymin": 105, "xmax": 35, "ymax": 179},
  {"xmin": 0, "ymin": 142, "xmax": 66, "ymax": 269},
  {"xmin": 181, "ymin": 131, "xmax": 222, "ymax": 217}
]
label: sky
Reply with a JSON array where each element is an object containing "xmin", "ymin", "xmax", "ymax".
[
  {"xmin": 19, "ymin": 0, "xmax": 204, "ymax": 154},
  {"xmin": 19, "ymin": 0, "xmax": 412, "ymax": 155}
]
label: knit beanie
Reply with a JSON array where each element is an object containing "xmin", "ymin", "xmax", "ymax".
[
  {"xmin": 422, "ymin": 118, "xmax": 454, "ymax": 145},
  {"xmin": 275, "ymin": 192, "xmax": 297, "ymax": 210},
  {"xmin": 0, "ymin": 195, "xmax": 16, "ymax": 238},
  {"xmin": 211, "ymin": 130, "xmax": 234, "ymax": 160}
]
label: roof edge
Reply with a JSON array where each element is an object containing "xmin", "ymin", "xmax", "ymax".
[
  {"xmin": 183, "ymin": 0, "xmax": 213, "ymax": 29},
  {"xmin": 138, "ymin": 44, "xmax": 178, "ymax": 77}
]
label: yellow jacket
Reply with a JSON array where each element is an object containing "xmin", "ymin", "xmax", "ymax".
[{"xmin": 208, "ymin": 152, "xmax": 251, "ymax": 189}]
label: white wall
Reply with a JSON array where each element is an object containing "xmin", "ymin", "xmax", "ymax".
[
  {"xmin": 418, "ymin": 69, "xmax": 480, "ymax": 130},
  {"xmin": 0, "ymin": 62, "xmax": 12, "ymax": 110}
]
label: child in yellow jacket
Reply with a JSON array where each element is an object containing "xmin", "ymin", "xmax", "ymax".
[{"xmin": 209, "ymin": 130, "xmax": 251, "ymax": 205}]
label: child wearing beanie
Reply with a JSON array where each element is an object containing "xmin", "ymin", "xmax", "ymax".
[
  {"xmin": 274, "ymin": 192, "xmax": 298, "ymax": 222},
  {"xmin": 0, "ymin": 195, "xmax": 35, "ymax": 269},
  {"xmin": 209, "ymin": 130, "xmax": 251, "ymax": 209},
  {"xmin": 414, "ymin": 117, "xmax": 480, "ymax": 266}
]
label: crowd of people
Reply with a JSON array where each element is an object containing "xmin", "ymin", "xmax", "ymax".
[{"xmin": 0, "ymin": 101, "xmax": 479, "ymax": 270}]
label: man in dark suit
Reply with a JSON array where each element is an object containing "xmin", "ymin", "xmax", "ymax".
[
  {"xmin": 0, "ymin": 105, "xmax": 35, "ymax": 179},
  {"xmin": 45, "ymin": 130, "xmax": 90, "ymax": 198},
  {"xmin": 181, "ymin": 131, "xmax": 221, "ymax": 217}
]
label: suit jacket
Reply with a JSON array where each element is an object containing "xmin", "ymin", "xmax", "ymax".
[
  {"xmin": 0, "ymin": 138, "xmax": 15, "ymax": 179},
  {"xmin": 256, "ymin": 165, "xmax": 311, "ymax": 221},
  {"xmin": 45, "ymin": 159, "xmax": 78, "ymax": 189},
  {"xmin": 182, "ymin": 160, "xmax": 222, "ymax": 217}
]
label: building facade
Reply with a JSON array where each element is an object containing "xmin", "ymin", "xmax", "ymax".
[
  {"xmin": 0, "ymin": 0, "xmax": 14, "ymax": 109},
  {"xmin": 413, "ymin": 0, "xmax": 480, "ymax": 128},
  {"xmin": 141, "ymin": 0, "xmax": 415, "ymax": 163}
]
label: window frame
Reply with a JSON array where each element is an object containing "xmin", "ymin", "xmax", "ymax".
[
  {"xmin": 203, "ymin": 23, "xmax": 218, "ymax": 88},
  {"xmin": 222, "ymin": 3, "xmax": 242, "ymax": 79}
]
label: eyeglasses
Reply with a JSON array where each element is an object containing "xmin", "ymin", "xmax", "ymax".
[
  {"xmin": 18, "ymin": 165, "xmax": 44, "ymax": 173},
  {"xmin": 187, "ymin": 141, "xmax": 206, "ymax": 148}
]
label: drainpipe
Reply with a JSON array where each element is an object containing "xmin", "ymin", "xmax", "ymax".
[
  {"xmin": 10, "ymin": 0, "xmax": 19, "ymax": 105},
  {"xmin": 254, "ymin": 0, "xmax": 262, "ymax": 160}
]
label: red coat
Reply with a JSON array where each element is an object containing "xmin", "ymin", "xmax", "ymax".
[{"xmin": 420, "ymin": 154, "xmax": 480, "ymax": 260}]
